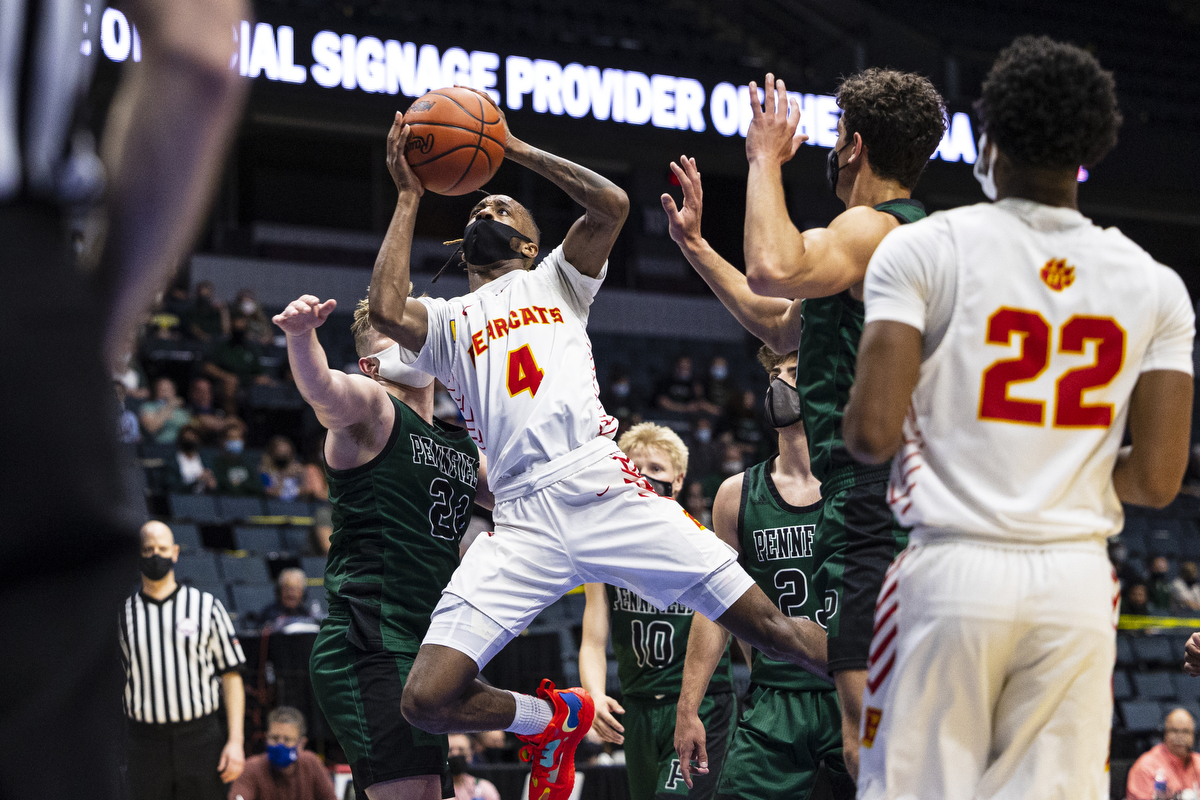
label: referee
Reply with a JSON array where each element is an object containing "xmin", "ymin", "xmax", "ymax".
[{"xmin": 120, "ymin": 521, "xmax": 248, "ymax": 800}]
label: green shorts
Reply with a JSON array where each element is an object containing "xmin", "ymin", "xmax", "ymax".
[
  {"xmin": 623, "ymin": 692, "xmax": 736, "ymax": 800},
  {"xmin": 716, "ymin": 686, "xmax": 852, "ymax": 800},
  {"xmin": 309, "ymin": 619, "xmax": 447, "ymax": 794},
  {"xmin": 815, "ymin": 471, "xmax": 909, "ymax": 674}
]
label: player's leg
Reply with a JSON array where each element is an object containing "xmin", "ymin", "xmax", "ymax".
[
  {"xmin": 715, "ymin": 687, "xmax": 823, "ymax": 800},
  {"xmin": 619, "ymin": 697, "xmax": 661, "ymax": 800},
  {"xmin": 402, "ymin": 642, "xmax": 526, "ymax": 733}
]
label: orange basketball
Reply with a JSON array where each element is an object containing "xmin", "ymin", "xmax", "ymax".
[{"xmin": 403, "ymin": 87, "xmax": 507, "ymax": 196}]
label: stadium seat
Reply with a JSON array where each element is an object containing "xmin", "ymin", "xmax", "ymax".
[
  {"xmin": 188, "ymin": 581, "xmax": 230, "ymax": 609},
  {"xmin": 139, "ymin": 442, "xmax": 176, "ymax": 464},
  {"xmin": 1172, "ymin": 673, "xmax": 1200, "ymax": 704},
  {"xmin": 230, "ymin": 584, "xmax": 276, "ymax": 618},
  {"xmin": 169, "ymin": 493, "xmax": 222, "ymax": 523},
  {"xmin": 301, "ymin": 556, "xmax": 327, "ymax": 580},
  {"xmin": 221, "ymin": 554, "xmax": 271, "ymax": 585},
  {"xmin": 171, "ymin": 523, "xmax": 202, "ymax": 550},
  {"xmin": 281, "ymin": 526, "xmax": 311, "ymax": 554},
  {"xmin": 1113, "ymin": 670, "xmax": 1132, "ymax": 701},
  {"xmin": 1116, "ymin": 634, "xmax": 1136, "ymax": 667},
  {"xmin": 1147, "ymin": 522, "xmax": 1181, "ymax": 558},
  {"xmin": 175, "ymin": 553, "xmax": 221, "ymax": 586},
  {"xmin": 246, "ymin": 384, "xmax": 304, "ymax": 410},
  {"xmin": 219, "ymin": 496, "xmax": 266, "ymax": 521},
  {"xmin": 1133, "ymin": 671, "xmax": 1177, "ymax": 700},
  {"xmin": 1120, "ymin": 699, "xmax": 1164, "ymax": 732},
  {"xmin": 232, "ymin": 526, "xmax": 282, "ymax": 554},
  {"xmin": 306, "ymin": 587, "xmax": 328, "ymax": 617},
  {"xmin": 1180, "ymin": 520, "xmax": 1200, "ymax": 561},
  {"xmin": 1118, "ymin": 521, "xmax": 1148, "ymax": 558},
  {"xmin": 1133, "ymin": 636, "xmax": 1176, "ymax": 666},
  {"xmin": 267, "ymin": 498, "xmax": 313, "ymax": 518}
]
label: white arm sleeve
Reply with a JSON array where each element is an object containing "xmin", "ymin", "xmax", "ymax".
[
  {"xmin": 533, "ymin": 244, "xmax": 607, "ymax": 323},
  {"xmin": 863, "ymin": 217, "xmax": 957, "ymax": 357},
  {"xmin": 397, "ymin": 296, "xmax": 457, "ymax": 383},
  {"xmin": 1141, "ymin": 266, "xmax": 1195, "ymax": 375}
]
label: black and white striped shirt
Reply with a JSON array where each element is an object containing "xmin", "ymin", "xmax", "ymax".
[{"xmin": 118, "ymin": 586, "xmax": 246, "ymax": 724}]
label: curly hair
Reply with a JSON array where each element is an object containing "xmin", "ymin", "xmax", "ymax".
[
  {"xmin": 837, "ymin": 69, "xmax": 947, "ymax": 189},
  {"xmin": 756, "ymin": 345, "xmax": 798, "ymax": 376},
  {"xmin": 977, "ymin": 35, "xmax": 1122, "ymax": 169}
]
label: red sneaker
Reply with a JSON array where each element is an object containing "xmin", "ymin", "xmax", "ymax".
[{"xmin": 516, "ymin": 679, "xmax": 595, "ymax": 800}]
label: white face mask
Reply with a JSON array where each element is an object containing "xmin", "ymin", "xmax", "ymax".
[
  {"xmin": 367, "ymin": 343, "xmax": 434, "ymax": 389},
  {"xmin": 973, "ymin": 133, "xmax": 998, "ymax": 201}
]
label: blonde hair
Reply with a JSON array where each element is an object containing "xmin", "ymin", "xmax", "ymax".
[
  {"xmin": 618, "ymin": 422, "xmax": 689, "ymax": 478},
  {"xmin": 352, "ymin": 285, "xmax": 415, "ymax": 357},
  {"xmin": 757, "ymin": 344, "xmax": 798, "ymax": 375}
]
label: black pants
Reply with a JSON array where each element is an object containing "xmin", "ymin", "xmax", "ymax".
[{"xmin": 127, "ymin": 715, "xmax": 228, "ymax": 800}]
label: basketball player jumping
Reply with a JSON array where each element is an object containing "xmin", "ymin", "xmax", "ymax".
[
  {"xmin": 368, "ymin": 97, "xmax": 829, "ymax": 800},
  {"xmin": 844, "ymin": 35, "xmax": 1193, "ymax": 799},
  {"xmin": 662, "ymin": 69, "xmax": 946, "ymax": 778}
]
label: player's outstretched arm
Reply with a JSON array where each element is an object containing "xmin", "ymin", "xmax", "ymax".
[
  {"xmin": 99, "ymin": 0, "xmax": 249, "ymax": 365},
  {"xmin": 742, "ymin": 75, "xmax": 894, "ymax": 301},
  {"xmin": 662, "ymin": 156, "xmax": 801, "ymax": 353},
  {"xmin": 274, "ymin": 296, "xmax": 389, "ymax": 433},
  {"xmin": 578, "ymin": 583, "xmax": 625, "ymax": 744},
  {"xmin": 368, "ymin": 113, "xmax": 430, "ymax": 353},
  {"xmin": 843, "ymin": 320, "xmax": 923, "ymax": 464},
  {"xmin": 1113, "ymin": 370, "xmax": 1193, "ymax": 508}
]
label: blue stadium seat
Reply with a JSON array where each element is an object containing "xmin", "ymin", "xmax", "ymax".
[
  {"xmin": 266, "ymin": 498, "xmax": 313, "ymax": 518},
  {"xmin": 1172, "ymin": 673, "xmax": 1200, "ymax": 704},
  {"xmin": 1118, "ymin": 522, "xmax": 1147, "ymax": 558},
  {"xmin": 1117, "ymin": 635, "xmax": 1136, "ymax": 667},
  {"xmin": 306, "ymin": 587, "xmax": 328, "ymax": 617},
  {"xmin": 232, "ymin": 526, "xmax": 282, "ymax": 554},
  {"xmin": 229, "ymin": 584, "xmax": 277, "ymax": 618},
  {"xmin": 171, "ymin": 523, "xmax": 202, "ymax": 550},
  {"xmin": 187, "ymin": 581, "xmax": 230, "ymax": 609},
  {"xmin": 1147, "ymin": 521, "xmax": 1181, "ymax": 558},
  {"xmin": 1133, "ymin": 671, "xmax": 1177, "ymax": 700},
  {"xmin": 1180, "ymin": 520, "xmax": 1200, "ymax": 562},
  {"xmin": 281, "ymin": 526, "xmax": 311, "ymax": 554},
  {"xmin": 169, "ymin": 493, "xmax": 222, "ymax": 523},
  {"xmin": 220, "ymin": 554, "xmax": 271, "ymax": 585},
  {"xmin": 301, "ymin": 556, "xmax": 327, "ymax": 581},
  {"xmin": 1133, "ymin": 636, "xmax": 1176, "ymax": 666},
  {"xmin": 175, "ymin": 553, "xmax": 221, "ymax": 586},
  {"xmin": 219, "ymin": 496, "xmax": 266, "ymax": 521},
  {"xmin": 1120, "ymin": 699, "xmax": 1164, "ymax": 733},
  {"xmin": 1113, "ymin": 670, "xmax": 1132, "ymax": 701},
  {"xmin": 1177, "ymin": 699, "xmax": 1200, "ymax": 723}
]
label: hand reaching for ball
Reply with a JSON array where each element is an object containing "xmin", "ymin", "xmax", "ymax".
[
  {"xmin": 273, "ymin": 295, "xmax": 338, "ymax": 337},
  {"xmin": 386, "ymin": 112, "xmax": 425, "ymax": 197}
]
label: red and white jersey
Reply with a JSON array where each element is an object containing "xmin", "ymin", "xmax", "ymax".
[
  {"xmin": 401, "ymin": 245, "xmax": 618, "ymax": 497},
  {"xmin": 865, "ymin": 199, "xmax": 1194, "ymax": 545}
]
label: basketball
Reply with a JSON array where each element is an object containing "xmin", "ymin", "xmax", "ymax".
[{"xmin": 403, "ymin": 87, "xmax": 507, "ymax": 196}]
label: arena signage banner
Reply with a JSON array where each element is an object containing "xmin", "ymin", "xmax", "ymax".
[{"xmin": 95, "ymin": 9, "xmax": 979, "ymax": 164}]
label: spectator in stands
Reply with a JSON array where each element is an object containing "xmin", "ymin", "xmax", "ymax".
[
  {"xmin": 725, "ymin": 388, "xmax": 766, "ymax": 458},
  {"xmin": 227, "ymin": 706, "xmax": 337, "ymax": 800},
  {"xmin": 470, "ymin": 731, "xmax": 512, "ymax": 764},
  {"xmin": 1151, "ymin": 556, "xmax": 1175, "ymax": 610},
  {"xmin": 1173, "ymin": 562, "xmax": 1200, "ymax": 614},
  {"xmin": 231, "ymin": 288, "xmax": 273, "ymax": 346},
  {"xmin": 1127, "ymin": 707, "xmax": 1200, "ymax": 799},
  {"xmin": 156, "ymin": 284, "xmax": 192, "ymax": 339},
  {"xmin": 311, "ymin": 506, "xmax": 333, "ymax": 556},
  {"xmin": 260, "ymin": 436, "xmax": 307, "ymax": 500},
  {"xmin": 214, "ymin": 421, "xmax": 263, "ymax": 496},
  {"xmin": 602, "ymin": 366, "xmax": 642, "ymax": 422},
  {"xmin": 300, "ymin": 443, "xmax": 328, "ymax": 502},
  {"xmin": 259, "ymin": 568, "xmax": 318, "ymax": 629},
  {"xmin": 114, "ymin": 349, "xmax": 151, "ymax": 400},
  {"xmin": 140, "ymin": 376, "xmax": 192, "ymax": 445},
  {"xmin": 433, "ymin": 383, "xmax": 462, "ymax": 425},
  {"xmin": 205, "ymin": 316, "xmax": 274, "ymax": 416},
  {"xmin": 655, "ymin": 355, "xmax": 704, "ymax": 414},
  {"xmin": 448, "ymin": 734, "xmax": 501, "ymax": 800},
  {"xmin": 170, "ymin": 425, "xmax": 218, "ymax": 494},
  {"xmin": 188, "ymin": 377, "xmax": 229, "ymax": 443},
  {"xmin": 704, "ymin": 355, "xmax": 735, "ymax": 411},
  {"xmin": 1111, "ymin": 539, "xmax": 1144, "ymax": 587},
  {"xmin": 1123, "ymin": 582, "xmax": 1154, "ymax": 616},
  {"xmin": 682, "ymin": 480, "xmax": 713, "ymax": 528},
  {"xmin": 687, "ymin": 417, "xmax": 722, "ymax": 478},
  {"xmin": 187, "ymin": 281, "xmax": 230, "ymax": 343},
  {"xmin": 115, "ymin": 381, "xmax": 141, "ymax": 444}
]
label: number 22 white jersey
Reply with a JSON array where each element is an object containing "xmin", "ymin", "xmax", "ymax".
[
  {"xmin": 400, "ymin": 244, "xmax": 618, "ymax": 496},
  {"xmin": 865, "ymin": 199, "xmax": 1195, "ymax": 545}
]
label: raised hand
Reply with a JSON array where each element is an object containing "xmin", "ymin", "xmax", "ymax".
[
  {"xmin": 273, "ymin": 295, "xmax": 338, "ymax": 336},
  {"xmin": 386, "ymin": 111, "xmax": 426, "ymax": 197},
  {"xmin": 661, "ymin": 156, "xmax": 704, "ymax": 249},
  {"xmin": 590, "ymin": 694, "xmax": 626, "ymax": 745},
  {"xmin": 673, "ymin": 710, "xmax": 709, "ymax": 789},
  {"xmin": 745, "ymin": 73, "xmax": 807, "ymax": 166},
  {"xmin": 1185, "ymin": 632, "xmax": 1200, "ymax": 676}
]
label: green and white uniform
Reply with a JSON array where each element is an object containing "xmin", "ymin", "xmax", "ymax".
[
  {"xmin": 797, "ymin": 198, "xmax": 925, "ymax": 673},
  {"xmin": 609, "ymin": 584, "xmax": 736, "ymax": 800},
  {"xmin": 717, "ymin": 459, "xmax": 853, "ymax": 800},
  {"xmin": 309, "ymin": 395, "xmax": 479, "ymax": 794}
]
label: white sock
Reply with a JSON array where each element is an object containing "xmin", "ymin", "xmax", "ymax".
[{"xmin": 505, "ymin": 691, "xmax": 554, "ymax": 735}]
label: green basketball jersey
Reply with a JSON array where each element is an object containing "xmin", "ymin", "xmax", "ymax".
[
  {"xmin": 324, "ymin": 395, "xmax": 479, "ymax": 654},
  {"xmin": 738, "ymin": 458, "xmax": 831, "ymax": 692},
  {"xmin": 796, "ymin": 198, "xmax": 926, "ymax": 484},
  {"xmin": 607, "ymin": 585, "xmax": 734, "ymax": 701}
]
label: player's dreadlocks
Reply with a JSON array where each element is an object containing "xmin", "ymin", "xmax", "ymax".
[
  {"xmin": 977, "ymin": 35, "xmax": 1122, "ymax": 169},
  {"xmin": 837, "ymin": 68, "xmax": 946, "ymax": 189}
]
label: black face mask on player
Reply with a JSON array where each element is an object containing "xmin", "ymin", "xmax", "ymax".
[
  {"xmin": 645, "ymin": 476, "xmax": 674, "ymax": 499},
  {"xmin": 433, "ymin": 218, "xmax": 533, "ymax": 282},
  {"xmin": 764, "ymin": 377, "xmax": 802, "ymax": 428},
  {"xmin": 825, "ymin": 141, "xmax": 852, "ymax": 198}
]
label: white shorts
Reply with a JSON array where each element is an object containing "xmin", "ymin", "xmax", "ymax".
[
  {"xmin": 423, "ymin": 442, "xmax": 755, "ymax": 668},
  {"xmin": 857, "ymin": 539, "xmax": 1118, "ymax": 800}
]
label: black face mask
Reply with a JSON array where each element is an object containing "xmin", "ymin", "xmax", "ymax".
[
  {"xmin": 645, "ymin": 476, "xmax": 674, "ymax": 499},
  {"xmin": 825, "ymin": 142, "xmax": 851, "ymax": 198},
  {"xmin": 140, "ymin": 554, "xmax": 174, "ymax": 581},
  {"xmin": 433, "ymin": 218, "xmax": 534, "ymax": 283},
  {"xmin": 764, "ymin": 378, "xmax": 802, "ymax": 429},
  {"xmin": 179, "ymin": 437, "xmax": 199, "ymax": 454},
  {"xmin": 447, "ymin": 755, "xmax": 469, "ymax": 776}
]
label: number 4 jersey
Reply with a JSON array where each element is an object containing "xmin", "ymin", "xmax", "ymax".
[
  {"xmin": 865, "ymin": 198, "xmax": 1195, "ymax": 544},
  {"xmin": 401, "ymin": 244, "xmax": 618, "ymax": 496}
]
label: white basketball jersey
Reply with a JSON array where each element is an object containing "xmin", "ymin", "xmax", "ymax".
[
  {"xmin": 865, "ymin": 199, "xmax": 1194, "ymax": 544},
  {"xmin": 402, "ymin": 245, "xmax": 618, "ymax": 494}
]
